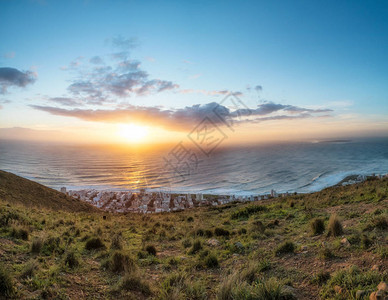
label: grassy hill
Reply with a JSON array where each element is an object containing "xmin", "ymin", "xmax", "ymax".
[
  {"xmin": 0, "ymin": 170, "xmax": 98, "ymax": 212},
  {"xmin": 0, "ymin": 173, "xmax": 387, "ymax": 299}
]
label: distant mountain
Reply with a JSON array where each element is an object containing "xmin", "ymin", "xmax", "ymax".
[{"xmin": 0, "ymin": 170, "xmax": 99, "ymax": 212}]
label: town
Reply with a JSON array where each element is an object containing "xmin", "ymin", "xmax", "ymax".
[
  {"xmin": 61, "ymin": 174, "xmax": 387, "ymax": 213},
  {"xmin": 61, "ymin": 188, "xmax": 287, "ymax": 213}
]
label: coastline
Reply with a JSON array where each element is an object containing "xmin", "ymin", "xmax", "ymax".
[{"xmin": 63, "ymin": 173, "xmax": 388, "ymax": 213}]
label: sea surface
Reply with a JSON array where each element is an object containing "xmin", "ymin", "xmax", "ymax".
[{"xmin": 1, "ymin": 138, "xmax": 388, "ymax": 195}]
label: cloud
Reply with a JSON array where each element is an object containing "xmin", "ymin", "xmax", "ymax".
[
  {"xmin": 3, "ymin": 52, "xmax": 15, "ymax": 59},
  {"xmin": 0, "ymin": 67, "xmax": 37, "ymax": 94},
  {"xmin": 180, "ymin": 89, "xmax": 234, "ymax": 96},
  {"xmin": 60, "ymin": 56, "xmax": 84, "ymax": 70},
  {"xmin": 110, "ymin": 36, "xmax": 138, "ymax": 50},
  {"xmin": 89, "ymin": 56, "xmax": 104, "ymax": 65},
  {"xmin": 63, "ymin": 56, "xmax": 179, "ymax": 101},
  {"xmin": 49, "ymin": 97, "xmax": 81, "ymax": 106},
  {"xmin": 31, "ymin": 101, "xmax": 333, "ymax": 131},
  {"xmin": 254, "ymin": 85, "xmax": 263, "ymax": 92}
]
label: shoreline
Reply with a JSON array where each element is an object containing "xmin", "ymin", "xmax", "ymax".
[{"xmin": 63, "ymin": 173, "xmax": 388, "ymax": 213}]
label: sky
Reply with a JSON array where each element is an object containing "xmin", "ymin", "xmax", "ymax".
[{"xmin": 0, "ymin": 0, "xmax": 387, "ymax": 145}]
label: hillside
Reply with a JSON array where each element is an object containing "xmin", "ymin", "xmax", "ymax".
[
  {"xmin": 0, "ymin": 173, "xmax": 387, "ymax": 299},
  {"xmin": 0, "ymin": 170, "xmax": 98, "ymax": 212}
]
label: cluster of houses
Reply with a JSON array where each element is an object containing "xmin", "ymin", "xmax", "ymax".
[
  {"xmin": 59, "ymin": 173, "xmax": 387, "ymax": 214},
  {"xmin": 60, "ymin": 187, "xmax": 288, "ymax": 213}
]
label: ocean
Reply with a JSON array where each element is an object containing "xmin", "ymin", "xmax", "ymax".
[{"xmin": 1, "ymin": 138, "xmax": 388, "ymax": 195}]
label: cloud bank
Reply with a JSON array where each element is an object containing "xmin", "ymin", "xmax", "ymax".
[
  {"xmin": 0, "ymin": 67, "xmax": 37, "ymax": 94},
  {"xmin": 31, "ymin": 101, "xmax": 332, "ymax": 131}
]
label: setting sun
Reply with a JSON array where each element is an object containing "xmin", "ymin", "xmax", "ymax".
[{"xmin": 117, "ymin": 124, "xmax": 149, "ymax": 143}]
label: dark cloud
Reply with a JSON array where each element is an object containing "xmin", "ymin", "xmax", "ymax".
[
  {"xmin": 31, "ymin": 101, "xmax": 333, "ymax": 131},
  {"xmin": 0, "ymin": 67, "xmax": 37, "ymax": 94},
  {"xmin": 254, "ymin": 85, "xmax": 263, "ymax": 92}
]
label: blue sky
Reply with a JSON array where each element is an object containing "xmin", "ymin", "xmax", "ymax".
[{"xmin": 0, "ymin": 0, "xmax": 387, "ymax": 143}]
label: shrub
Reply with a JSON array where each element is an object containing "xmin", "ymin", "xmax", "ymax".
[
  {"xmin": 310, "ymin": 218, "xmax": 325, "ymax": 235},
  {"xmin": 10, "ymin": 226, "xmax": 29, "ymax": 240},
  {"xmin": 205, "ymin": 229, "xmax": 213, "ymax": 238},
  {"xmin": 361, "ymin": 234, "xmax": 373, "ymax": 249},
  {"xmin": 85, "ymin": 237, "xmax": 106, "ymax": 251},
  {"xmin": 187, "ymin": 216, "xmax": 194, "ymax": 222},
  {"xmin": 189, "ymin": 240, "xmax": 202, "ymax": 255},
  {"xmin": 21, "ymin": 260, "xmax": 38, "ymax": 279},
  {"xmin": 320, "ymin": 265, "xmax": 382, "ymax": 299},
  {"xmin": 182, "ymin": 238, "xmax": 192, "ymax": 248},
  {"xmin": 231, "ymin": 205, "xmax": 268, "ymax": 219},
  {"xmin": 217, "ymin": 276, "xmax": 285, "ymax": 300},
  {"xmin": 31, "ymin": 238, "xmax": 43, "ymax": 254},
  {"xmin": 145, "ymin": 245, "xmax": 157, "ymax": 256},
  {"xmin": 214, "ymin": 227, "xmax": 230, "ymax": 237},
  {"xmin": 327, "ymin": 214, "xmax": 343, "ymax": 237},
  {"xmin": 0, "ymin": 264, "xmax": 14, "ymax": 298},
  {"xmin": 205, "ymin": 253, "xmax": 219, "ymax": 268},
  {"xmin": 258, "ymin": 259, "xmax": 271, "ymax": 272},
  {"xmin": 64, "ymin": 251, "xmax": 79, "ymax": 269},
  {"xmin": 105, "ymin": 251, "xmax": 136, "ymax": 273},
  {"xmin": 42, "ymin": 236, "xmax": 61, "ymax": 255},
  {"xmin": 318, "ymin": 247, "xmax": 335, "ymax": 260},
  {"xmin": 275, "ymin": 241, "xmax": 295, "ymax": 256},
  {"xmin": 238, "ymin": 228, "xmax": 247, "ymax": 235},
  {"xmin": 116, "ymin": 272, "xmax": 151, "ymax": 296},
  {"xmin": 137, "ymin": 251, "xmax": 148, "ymax": 259},
  {"xmin": 311, "ymin": 271, "xmax": 331, "ymax": 285},
  {"xmin": 111, "ymin": 234, "xmax": 123, "ymax": 250},
  {"xmin": 161, "ymin": 273, "xmax": 186, "ymax": 296},
  {"xmin": 365, "ymin": 216, "xmax": 388, "ymax": 231},
  {"xmin": 195, "ymin": 229, "xmax": 204, "ymax": 236}
]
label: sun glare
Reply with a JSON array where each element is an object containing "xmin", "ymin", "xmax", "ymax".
[{"xmin": 117, "ymin": 124, "xmax": 149, "ymax": 143}]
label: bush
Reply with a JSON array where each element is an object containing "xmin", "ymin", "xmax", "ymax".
[
  {"xmin": 105, "ymin": 251, "xmax": 136, "ymax": 273},
  {"xmin": 311, "ymin": 271, "xmax": 331, "ymax": 285},
  {"xmin": 0, "ymin": 264, "xmax": 14, "ymax": 298},
  {"xmin": 217, "ymin": 276, "xmax": 286, "ymax": 300},
  {"xmin": 320, "ymin": 266, "xmax": 383, "ymax": 299},
  {"xmin": 310, "ymin": 218, "xmax": 325, "ymax": 235},
  {"xmin": 182, "ymin": 238, "xmax": 192, "ymax": 248},
  {"xmin": 111, "ymin": 234, "xmax": 123, "ymax": 250},
  {"xmin": 327, "ymin": 214, "xmax": 343, "ymax": 237},
  {"xmin": 214, "ymin": 227, "xmax": 230, "ymax": 237},
  {"xmin": 238, "ymin": 228, "xmax": 247, "ymax": 235},
  {"xmin": 231, "ymin": 205, "xmax": 268, "ymax": 219},
  {"xmin": 21, "ymin": 260, "xmax": 38, "ymax": 279},
  {"xmin": 116, "ymin": 272, "xmax": 151, "ymax": 296},
  {"xmin": 145, "ymin": 245, "xmax": 157, "ymax": 256},
  {"xmin": 365, "ymin": 216, "xmax": 388, "ymax": 231},
  {"xmin": 318, "ymin": 247, "xmax": 335, "ymax": 260},
  {"xmin": 10, "ymin": 226, "xmax": 29, "ymax": 240},
  {"xmin": 85, "ymin": 237, "xmax": 106, "ymax": 251},
  {"xmin": 361, "ymin": 234, "xmax": 373, "ymax": 249},
  {"xmin": 205, "ymin": 229, "xmax": 213, "ymax": 238},
  {"xmin": 205, "ymin": 253, "xmax": 219, "ymax": 268},
  {"xmin": 31, "ymin": 238, "xmax": 43, "ymax": 254},
  {"xmin": 189, "ymin": 240, "xmax": 202, "ymax": 255},
  {"xmin": 41, "ymin": 236, "xmax": 62, "ymax": 255},
  {"xmin": 195, "ymin": 229, "xmax": 204, "ymax": 236},
  {"xmin": 275, "ymin": 241, "xmax": 295, "ymax": 256},
  {"xmin": 64, "ymin": 251, "xmax": 79, "ymax": 269},
  {"xmin": 187, "ymin": 216, "xmax": 194, "ymax": 222}
]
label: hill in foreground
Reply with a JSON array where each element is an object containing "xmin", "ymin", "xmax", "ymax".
[
  {"xmin": 0, "ymin": 172, "xmax": 387, "ymax": 299},
  {"xmin": 0, "ymin": 170, "xmax": 98, "ymax": 212}
]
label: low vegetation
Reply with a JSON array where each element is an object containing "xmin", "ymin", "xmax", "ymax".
[{"xmin": 0, "ymin": 171, "xmax": 387, "ymax": 299}]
